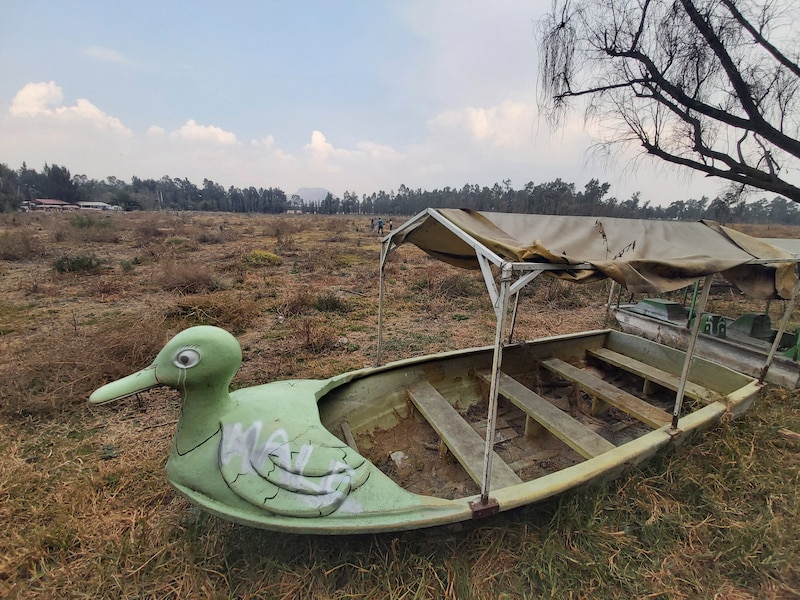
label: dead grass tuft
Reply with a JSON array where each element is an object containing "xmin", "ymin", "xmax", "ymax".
[
  {"xmin": 156, "ymin": 260, "xmax": 221, "ymax": 293},
  {"xmin": 0, "ymin": 314, "xmax": 168, "ymax": 420},
  {"xmin": 164, "ymin": 292, "xmax": 262, "ymax": 332},
  {"xmin": 277, "ymin": 288, "xmax": 316, "ymax": 316},
  {"xmin": 134, "ymin": 221, "xmax": 166, "ymax": 243},
  {"xmin": 413, "ymin": 266, "xmax": 484, "ymax": 299},
  {"xmin": 0, "ymin": 230, "xmax": 47, "ymax": 260},
  {"xmin": 291, "ymin": 317, "xmax": 338, "ymax": 353}
]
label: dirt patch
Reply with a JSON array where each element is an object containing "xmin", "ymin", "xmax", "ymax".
[{"xmin": 359, "ymin": 413, "xmax": 481, "ymax": 499}]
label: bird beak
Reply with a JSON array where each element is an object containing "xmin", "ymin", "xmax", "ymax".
[{"xmin": 89, "ymin": 365, "xmax": 161, "ymax": 404}]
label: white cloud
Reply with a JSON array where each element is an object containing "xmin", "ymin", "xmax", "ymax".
[
  {"xmin": 9, "ymin": 81, "xmax": 63, "ymax": 117},
  {"xmin": 9, "ymin": 81, "xmax": 131, "ymax": 136},
  {"xmin": 304, "ymin": 130, "xmax": 350, "ymax": 171},
  {"xmin": 250, "ymin": 134, "xmax": 275, "ymax": 148},
  {"xmin": 65, "ymin": 99, "xmax": 132, "ymax": 135},
  {"xmin": 0, "ymin": 78, "xmax": 724, "ymax": 206},
  {"xmin": 171, "ymin": 119, "xmax": 238, "ymax": 145},
  {"xmin": 305, "ymin": 130, "xmax": 337, "ymax": 160},
  {"xmin": 300, "ymin": 132, "xmax": 404, "ymax": 180},
  {"xmin": 428, "ymin": 100, "xmax": 536, "ymax": 147},
  {"xmin": 355, "ymin": 140, "xmax": 402, "ymax": 160},
  {"xmin": 81, "ymin": 46, "xmax": 133, "ymax": 66}
]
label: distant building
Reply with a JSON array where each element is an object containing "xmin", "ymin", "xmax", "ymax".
[
  {"xmin": 28, "ymin": 198, "xmax": 75, "ymax": 211},
  {"xmin": 77, "ymin": 201, "xmax": 118, "ymax": 211}
]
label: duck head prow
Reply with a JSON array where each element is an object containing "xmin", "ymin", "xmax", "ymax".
[
  {"xmin": 91, "ymin": 325, "xmax": 244, "ymax": 452},
  {"xmin": 89, "ymin": 325, "xmax": 242, "ymax": 407}
]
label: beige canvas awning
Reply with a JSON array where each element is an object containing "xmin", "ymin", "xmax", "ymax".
[
  {"xmin": 388, "ymin": 209, "xmax": 798, "ymax": 299},
  {"xmin": 378, "ymin": 209, "xmax": 800, "ymax": 495}
]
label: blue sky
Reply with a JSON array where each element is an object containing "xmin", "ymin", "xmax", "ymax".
[{"xmin": 1, "ymin": 0, "xmax": 724, "ymax": 204}]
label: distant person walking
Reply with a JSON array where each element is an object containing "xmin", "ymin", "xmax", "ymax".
[
  {"xmin": 377, "ymin": 217, "xmax": 384, "ymax": 235},
  {"xmin": 388, "ymin": 219, "xmax": 393, "ymax": 232},
  {"xmin": 370, "ymin": 218, "xmax": 375, "ymax": 232}
]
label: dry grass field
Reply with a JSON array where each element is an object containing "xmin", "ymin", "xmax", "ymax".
[{"xmin": 1, "ymin": 211, "xmax": 799, "ymax": 599}]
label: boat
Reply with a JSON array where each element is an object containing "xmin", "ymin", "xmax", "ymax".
[
  {"xmin": 90, "ymin": 209, "xmax": 799, "ymax": 534},
  {"xmin": 611, "ymin": 234, "xmax": 800, "ymax": 388},
  {"xmin": 613, "ymin": 297, "xmax": 800, "ymax": 388}
]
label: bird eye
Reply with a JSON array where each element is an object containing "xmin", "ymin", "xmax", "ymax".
[{"xmin": 173, "ymin": 348, "xmax": 201, "ymax": 369}]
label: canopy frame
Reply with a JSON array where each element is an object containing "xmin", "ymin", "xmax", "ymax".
[{"xmin": 376, "ymin": 208, "xmax": 799, "ymax": 510}]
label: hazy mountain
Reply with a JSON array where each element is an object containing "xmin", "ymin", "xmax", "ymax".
[{"xmin": 294, "ymin": 187, "xmax": 331, "ymax": 203}]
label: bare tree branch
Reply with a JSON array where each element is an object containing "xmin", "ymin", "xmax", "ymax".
[
  {"xmin": 719, "ymin": 0, "xmax": 800, "ymax": 78},
  {"xmin": 538, "ymin": 0, "xmax": 800, "ymax": 203}
]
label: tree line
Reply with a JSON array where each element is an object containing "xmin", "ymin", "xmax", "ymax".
[{"xmin": 1, "ymin": 161, "xmax": 799, "ymax": 225}]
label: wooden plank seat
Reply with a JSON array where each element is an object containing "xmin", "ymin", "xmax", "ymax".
[
  {"xmin": 586, "ymin": 347, "xmax": 720, "ymax": 405},
  {"xmin": 478, "ymin": 370, "xmax": 616, "ymax": 459},
  {"xmin": 406, "ymin": 380, "xmax": 522, "ymax": 490},
  {"xmin": 539, "ymin": 357, "xmax": 672, "ymax": 429}
]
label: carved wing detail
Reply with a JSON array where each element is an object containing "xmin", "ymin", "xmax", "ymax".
[{"xmin": 219, "ymin": 421, "xmax": 370, "ymax": 518}]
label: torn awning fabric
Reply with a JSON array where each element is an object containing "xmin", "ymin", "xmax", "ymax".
[{"xmin": 388, "ymin": 209, "xmax": 797, "ymax": 299}]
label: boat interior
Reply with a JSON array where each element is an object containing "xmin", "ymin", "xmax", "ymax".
[{"xmin": 319, "ymin": 330, "xmax": 753, "ymax": 500}]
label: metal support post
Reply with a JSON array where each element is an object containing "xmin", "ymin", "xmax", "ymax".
[{"xmin": 671, "ymin": 274, "xmax": 712, "ymax": 429}]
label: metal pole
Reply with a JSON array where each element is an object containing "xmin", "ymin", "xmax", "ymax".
[
  {"xmin": 759, "ymin": 279, "xmax": 800, "ymax": 384},
  {"xmin": 606, "ymin": 280, "xmax": 616, "ymax": 320},
  {"xmin": 377, "ymin": 239, "xmax": 390, "ymax": 366},
  {"xmin": 479, "ymin": 264, "xmax": 512, "ymax": 504},
  {"xmin": 508, "ymin": 290, "xmax": 521, "ymax": 344},
  {"xmin": 671, "ymin": 274, "xmax": 713, "ymax": 429},
  {"xmin": 687, "ymin": 280, "xmax": 700, "ymax": 324}
]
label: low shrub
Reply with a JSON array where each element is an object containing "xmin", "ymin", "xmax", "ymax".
[
  {"xmin": 313, "ymin": 291, "xmax": 351, "ymax": 313},
  {"xmin": 119, "ymin": 258, "xmax": 138, "ymax": 273},
  {"xmin": 69, "ymin": 213, "xmax": 114, "ymax": 229},
  {"xmin": 53, "ymin": 254, "xmax": 103, "ymax": 274},
  {"xmin": 244, "ymin": 249, "xmax": 283, "ymax": 266},
  {"xmin": 163, "ymin": 236, "xmax": 196, "ymax": 250}
]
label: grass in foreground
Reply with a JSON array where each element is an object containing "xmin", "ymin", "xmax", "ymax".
[{"xmin": 1, "ymin": 387, "xmax": 798, "ymax": 599}]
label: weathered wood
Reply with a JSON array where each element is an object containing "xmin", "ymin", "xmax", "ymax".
[
  {"xmin": 587, "ymin": 347, "xmax": 720, "ymax": 404},
  {"xmin": 539, "ymin": 357, "xmax": 671, "ymax": 429},
  {"xmin": 406, "ymin": 380, "xmax": 522, "ymax": 490},
  {"xmin": 478, "ymin": 370, "xmax": 616, "ymax": 459}
]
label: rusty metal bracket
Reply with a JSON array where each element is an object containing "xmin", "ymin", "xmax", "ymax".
[{"xmin": 469, "ymin": 497, "xmax": 500, "ymax": 519}]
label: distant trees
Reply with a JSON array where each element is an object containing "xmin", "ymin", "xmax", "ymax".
[
  {"xmin": 320, "ymin": 192, "xmax": 340, "ymax": 214},
  {"xmin": 0, "ymin": 163, "xmax": 18, "ymax": 211},
  {"xmin": 42, "ymin": 164, "xmax": 79, "ymax": 203},
  {"xmin": 538, "ymin": 0, "xmax": 800, "ymax": 203},
  {"xmin": 2, "ymin": 160, "xmax": 800, "ymax": 224}
]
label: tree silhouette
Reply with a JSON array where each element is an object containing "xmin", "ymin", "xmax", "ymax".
[{"xmin": 538, "ymin": 0, "xmax": 800, "ymax": 202}]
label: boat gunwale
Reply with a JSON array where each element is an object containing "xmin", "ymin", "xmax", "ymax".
[
  {"xmin": 172, "ymin": 374, "xmax": 761, "ymax": 535},
  {"xmin": 613, "ymin": 306, "xmax": 800, "ymax": 388},
  {"xmin": 209, "ymin": 330, "xmax": 763, "ymax": 535}
]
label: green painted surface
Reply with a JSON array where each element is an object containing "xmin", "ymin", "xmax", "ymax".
[
  {"xmin": 630, "ymin": 299, "xmax": 688, "ymax": 322},
  {"xmin": 89, "ymin": 326, "xmax": 760, "ymax": 534},
  {"xmin": 90, "ymin": 326, "xmax": 459, "ymax": 533}
]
